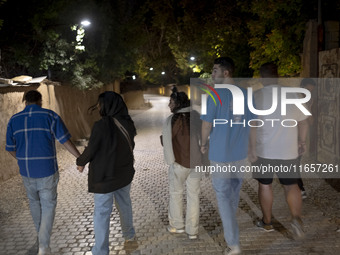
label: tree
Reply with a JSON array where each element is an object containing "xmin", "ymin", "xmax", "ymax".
[
  {"xmin": 133, "ymin": 0, "xmax": 186, "ymax": 85},
  {"xmin": 0, "ymin": 0, "xmax": 113, "ymax": 88},
  {"xmin": 136, "ymin": 0, "xmax": 252, "ymax": 85},
  {"xmin": 89, "ymin": 0, "xmax": 147, "ymax": 83},
  {"xmin": 246, "ymin": 0, "xmax": 314, "ymax": 76},
  {"xmin": 0, "ymin": 0, "xmax": 5, "ymax": 30},
  {"xmin": 143, "ymin": 0, "xmax": 318, "ymax": 78}
]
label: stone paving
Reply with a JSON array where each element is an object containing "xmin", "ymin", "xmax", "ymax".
[{"xmin": 0, "ymin": 94, "xmax": 339, "ymax": 255}]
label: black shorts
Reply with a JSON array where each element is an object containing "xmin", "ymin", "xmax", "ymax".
[{"xmin": 252, "ymin": 157, "xmax": 299, "ymax": 185}]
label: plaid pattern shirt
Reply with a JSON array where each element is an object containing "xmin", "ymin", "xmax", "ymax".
[{"xmin": 6, "ymin": 104, "xmax": 71, "ymax": 178}]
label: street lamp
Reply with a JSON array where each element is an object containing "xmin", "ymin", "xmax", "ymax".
[
  {"xmin": 161, "ymin": 71, "xmax": 165, "ymax": 75},
  {"xmin": 81, "ymin": 20, "xmax": 91, "ymax": 27},
  {"xmin": 189, "ymin": 55, "xmax": 201, "ymax": 73}
]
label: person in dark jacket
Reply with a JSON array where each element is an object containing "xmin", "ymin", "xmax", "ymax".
[
  {"xmin": 76, "ymin": 91, "xmax": 136, "ymax": 255},
  {"xmin": 162, "ymin": 87, "xmax": 202, "ymax": 240}
]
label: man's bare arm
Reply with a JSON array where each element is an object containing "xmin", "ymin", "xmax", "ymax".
[
  {"xmin": 248, "ymin": 126, "xmax": 258, "ymax": 163},
  {"xmin": 298, "ymin": 119, "xmax": 309, "ymax": 155},
  {"xmin": 201, "ymin": 121, "xmax": 212, "ymax": 154},
  {"xmin": 63, "ymin": 140, "xmax": 81, "ymax": 158}
]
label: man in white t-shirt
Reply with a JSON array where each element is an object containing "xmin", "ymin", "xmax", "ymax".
[{"xmin": 252, "ymin": 62, "xmax": 308, "ymax": 238}]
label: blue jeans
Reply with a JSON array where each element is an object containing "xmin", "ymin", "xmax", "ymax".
[
  {"xmin": 211, "ymin": 160, "xmax": 246, "ymax": 247},
  {"xmin": 92, "ymin": 184, "xmax": 135, "ymax": 255},
  {"xmin": 22, "ymin": 171, "xmax": 59, "ymax": 250},
  {"xmin": 168, "ymin": 163, "xmax": 201, "ymax": 235}
]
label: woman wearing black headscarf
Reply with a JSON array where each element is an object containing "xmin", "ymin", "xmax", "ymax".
[{"xmin": 77, "ymin": 91, "xmax": 136, "ymax": 255}]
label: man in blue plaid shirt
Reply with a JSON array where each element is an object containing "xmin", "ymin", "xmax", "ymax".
[{"xmin": 6, "ymin": 90, "xmax": 81, "ymax": 255}]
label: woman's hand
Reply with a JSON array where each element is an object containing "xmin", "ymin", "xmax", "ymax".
[{"xmin": 77, "ymin": 165, "xmax": 85, "ymax": 173}]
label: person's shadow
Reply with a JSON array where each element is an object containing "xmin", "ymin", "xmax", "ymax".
[
  {"xmin": 25, "ymin": 239, "xmax": 38, "ymax": 255},
  {"xmin": 123, "ymin": 239, "xmax": 139, "ymax": 254}
]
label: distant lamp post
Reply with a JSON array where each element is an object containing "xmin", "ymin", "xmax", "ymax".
[
  {"xmin": 161, "ymin": 71, "xmax": 165, "ymax": 75},
  {"xmin": 71, "ymin": 19, "xmax": 91, "ymax": 51},
  {"xmin": 149, "ymin": 67, "xmax": 154, "ymax": 71},
  {"xmin": 132, "ymin": 75, "xmax": 136, "ymax": 80},
  {"xmin": 189, "ymin": 56, "xmax": 201, "ymax": 73}
]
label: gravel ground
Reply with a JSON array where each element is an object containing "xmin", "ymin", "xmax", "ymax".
[
  {"xmin": 300, "ymin": 157, "xmax": 340, "ymax": 228},
  {"xmin": 1, "ymin": 146, "xmax": 339, "ymax": 231},
  {"xmin": 0, "ymin": 143, "xmax": 78, "ymax": 221}
]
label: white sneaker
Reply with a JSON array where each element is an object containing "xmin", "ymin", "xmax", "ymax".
[
  {"xmin": 188, "ymin": 234, "xmax": 198, "ymax": 240},
  {"xmin": 291, "ymin": 217, "xmax": 305, "ymax": 238},
  {"xmin": 38, "ymin": 247, "xmax": 51, "ymax": 255},
  {"xmin": 225, "ymin": 245, "xmax": 241, "ymax": 255},
  {"xmin": 167, "ymin": 226, "xmax": 185, "ymax": 233}
]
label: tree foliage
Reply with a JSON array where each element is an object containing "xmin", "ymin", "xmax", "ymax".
[
  {"xmin": 0, "ymin": 0, "xmax": 5, "ymax": 30},
  {"xmin": 137, "ymin": 0, "xmax": 313, "ymax": 80},
  {"xmin": 137, "ymin": 0, "xmax": 252, "ymax": 83},
  {"xmin": 0, "ymin": 0, "xmax": 327, "ymax": 89},
  {"xmin": 246, "ymin": 0, "xmax": 311, "ymax": 76}
]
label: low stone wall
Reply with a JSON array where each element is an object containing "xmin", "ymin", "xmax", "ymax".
[
  {"xmin": 122, "ymin": 90, "xmax": 150, "ymax": 109},
  {"xmin": 0, "ymin": 88, "xmax": 30, "ymax": 183},
  {"xmin": 144, "ymin": 87, "xmax": 163, "ymax": 95},
  {"xmin": 144, "ymin": 85, "xmax": 190, "ymax": 97},
  {"xmin": 0, "ymin": 82, "xmax": 145, "ymax": 182}
]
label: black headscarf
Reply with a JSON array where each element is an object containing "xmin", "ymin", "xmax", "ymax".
[
  {"xmin": 78, "ymin": 91, "xmax": 136, "ymax": 191},
  {"xmin": 96, "ymin": 91, "xmax": 136, "ymax": 140},
  {"xmin": 98, "ymin": 92, "xmax": 129, "ymax": 117},
  {"xmin": 170, "ymin": 86, "xmax": 190, "ymax": 113}
]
